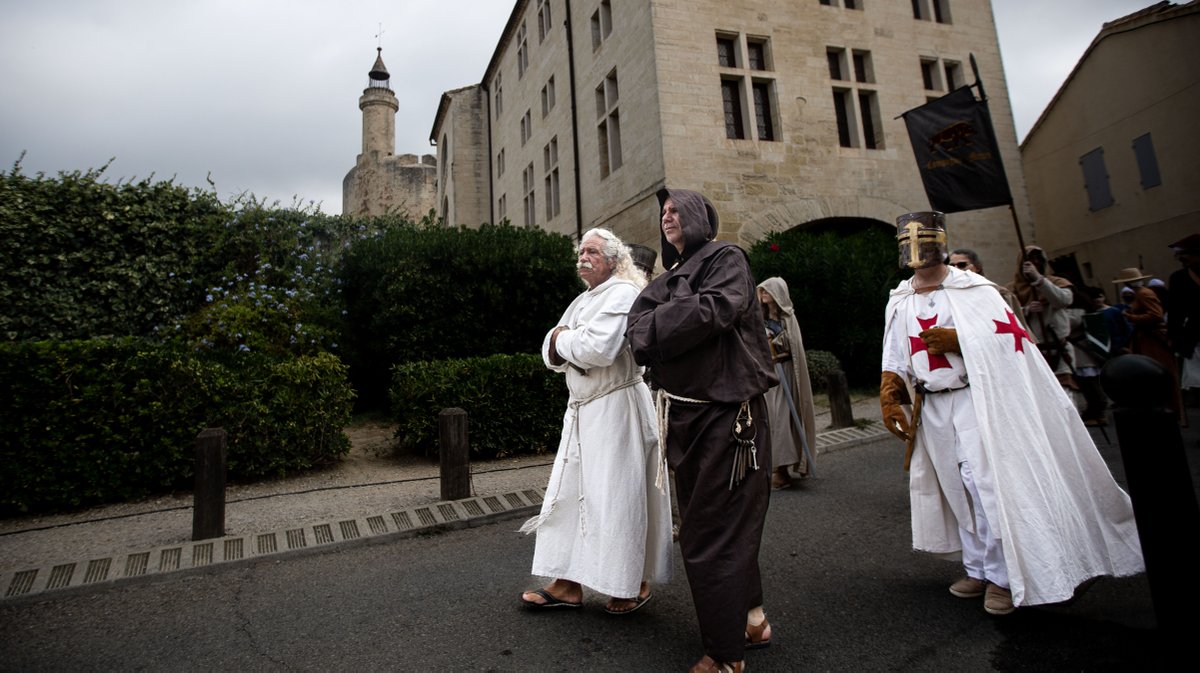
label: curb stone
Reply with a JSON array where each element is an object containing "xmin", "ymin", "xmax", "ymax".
[
  {"xmin": 1, "ymin": 423, "xmax": 887, "ymax": 602},
  {"xmin": 1, "ymin": 489, "xmax": 546, "ymax": 603}
]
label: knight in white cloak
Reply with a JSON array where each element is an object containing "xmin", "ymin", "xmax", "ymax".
[
  {"xmin": 880, "ymin": 212, "xmax": 1143, "ymax": 616},
  {"xmin": 520, "ymin": 228, "xmax": 672, "ymax": 614}
]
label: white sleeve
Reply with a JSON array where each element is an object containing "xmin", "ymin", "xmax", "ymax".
[
  {"xmin": 554, "ymin": 285, "xmax": 636, "ymax": 369},
  {"xmin": 881, "ymin": 302, "xmax": 911, "ymax": 379}
]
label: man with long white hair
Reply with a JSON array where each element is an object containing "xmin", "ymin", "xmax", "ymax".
[{"xmin": 520, "ymin": 228, "xmax": 672, "ymax": 615}]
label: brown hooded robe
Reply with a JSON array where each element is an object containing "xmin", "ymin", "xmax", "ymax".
[{"xmin": 627, "ymin": 188, "xmax": 777, "ymax": 663}]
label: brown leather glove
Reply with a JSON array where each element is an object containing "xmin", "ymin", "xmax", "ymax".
[
  {"xmin": 880, "ymin": 371, "xmax": 912, "ymax": 442},
  {"xmin": 919, "ymin": 327, "xmax": 960, "ymax": 355}
]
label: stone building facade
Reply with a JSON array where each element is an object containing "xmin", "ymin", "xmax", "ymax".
[
  {"xmin": 431, "ymin": 85, "xmax": 491, "ymax": 228},
  {"xmin": 430, "ymin": 0, "xmax": 1030, "ymax": 276},
  {"xmin": 343, "ymin": 48, "xmax": 439, "ymax": 218},
  {"xmin": 1020, "ymin": 1, "xmax": 1199, "ymax": 289}
]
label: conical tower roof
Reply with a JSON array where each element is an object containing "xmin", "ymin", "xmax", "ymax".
[{"xmin": 368, "ymin": 47, "xmax": 389, "ymax": 82}]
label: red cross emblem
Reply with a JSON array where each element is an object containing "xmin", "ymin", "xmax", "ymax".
[
  {"xmin": 910, "ymin": 315, "xmax": 953, "ymax": 370},
  {"xmin": 994, "ymin": 309, "xmax": 1031, "ymax": 352}
]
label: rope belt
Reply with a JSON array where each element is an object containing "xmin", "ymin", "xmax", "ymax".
[
  {"xmin": 654, "ymin": 389, "xmax": 710, "ymax": 491},
  {"xmin": 519, "ymin": 376, "xmax": 645, "ymax": 537},
  {"xmin": 655, "ymin": 389, "xmax": 759, "ymax": 491}
]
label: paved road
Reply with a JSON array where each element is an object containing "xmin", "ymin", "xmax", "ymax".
[{"xmin": 2, "ymin": 429, "xmax": 1179, "ymax": 672}]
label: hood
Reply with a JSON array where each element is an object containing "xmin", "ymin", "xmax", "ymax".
[
  {"xmin": 757, "ymin": 276, "xmax": 794, "ymax": 318},
  {"xmin": 657, "ymin": 188, "xmax": 718, "ymax": 269}
]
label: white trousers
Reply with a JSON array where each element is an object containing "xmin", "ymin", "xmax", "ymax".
[{"xmin": 924, "ymin": 388, "xmax": 1010, "ymax": 589}]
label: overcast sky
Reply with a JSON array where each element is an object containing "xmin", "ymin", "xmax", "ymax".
[{"xmin": 0, "ymin": 0, "xmax": 1159, "ymax": 214}]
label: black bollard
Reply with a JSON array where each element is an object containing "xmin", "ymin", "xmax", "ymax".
[
  {"xmin": 439, "ymin": 408, "xmax": 471, "ymax": 501},
  {"xmin": 1102, "ymin": 354, "xmax": 1199, "ymax": 635},
  {"xmin": 192, "ymin": 428, "xmax": 227, "ymax": 541}
]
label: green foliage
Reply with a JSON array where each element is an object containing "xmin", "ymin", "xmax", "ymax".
[
  {"xmin": 340, "ymin": 223, "xmax": 579, "ymax": 408},
  {"xmin": 390, "ymin": 354, "xmax": 567, "ymax": 460},
  {"xmin": 0, "ymin": 339, "xmax": 352, "ymax": 515},
  {"xmin": 750, "ymin": 226, "xmax": 908, "ymax": 386},
  {"xmin": 0, "ymin": 161, "xmax": 228, "ymax": 341},
  {"xmin": 805, "ymin": 349, "xmax": 843, "ymax": 383},
  {"xmin": 178, "ymin": 205, "xmax": 407, "ymax": 356}
]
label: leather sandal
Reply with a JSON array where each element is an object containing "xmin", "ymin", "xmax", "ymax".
[
  {"xmin": 745, "ymin": 617, "xmax": 771, "ymax": 649},
  {"xmin": 689, "ymin": 655, "xmax": 744, "ymax": 673}
]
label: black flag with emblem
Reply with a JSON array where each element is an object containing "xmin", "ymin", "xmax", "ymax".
[{"xmin": 901, "ymin": 85, "xmax": 1013, "ymax": 213}]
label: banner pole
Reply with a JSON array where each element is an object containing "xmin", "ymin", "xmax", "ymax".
[{"xmin": 1009, "ymin": 203, "xmax": 1028, "ymax": 254}]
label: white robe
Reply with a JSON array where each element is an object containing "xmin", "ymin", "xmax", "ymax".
[
  {"xmin": 526, "ymin": 276, "xmax": 672, "ymax": 598},
  {"xmin": 883, "ymin": 268, "xmax": 1144, "ymax": 606}
]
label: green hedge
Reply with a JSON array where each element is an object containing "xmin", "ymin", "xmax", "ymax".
[
  {"xmin": 750, "ymin": 226, "xmax": 908, "ymax": 386},
  {"xmin": 390, "ymin": 353, "xmax": 567, "ymax": 460},
  {"xmin": 0, "ymin": 339, "xmax": 353, "ymax": 514},
  {"xmin": 0, "ymin": 162, "xmax": 228, "ymax": 341},
  {"xmin": 340, "ymin": 223, "xmax": 580, "ymax": 409}
]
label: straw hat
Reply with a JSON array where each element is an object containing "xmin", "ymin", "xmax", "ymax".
[{"xmin": 1111, "ymin": 267, "xmax": 1151, "ymax": 285}]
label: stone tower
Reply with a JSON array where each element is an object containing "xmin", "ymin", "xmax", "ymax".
[{"xmin": 342, "ymin": 48, "xmax": 438, "ymax": 218}]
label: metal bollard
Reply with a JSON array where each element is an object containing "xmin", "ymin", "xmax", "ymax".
[
  {"xmin": 192, "ymin": 427, "xmax": 227, "ymax": 541},
  {"xmin": 1102, "ymin": 354, "xmax": 1199, "ymax": 635},
  {"xmin": 439, "ymin": 408, "xmax": 471, "ymax": 501}
]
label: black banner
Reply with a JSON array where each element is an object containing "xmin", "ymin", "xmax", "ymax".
[{"xmin": 902, "ymin": 86, "xmax": 1013, "ymax": 213}]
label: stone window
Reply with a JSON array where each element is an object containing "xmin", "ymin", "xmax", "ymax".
[
  {"xmin": 517, "ymin": 22, "xmax": 529, "ymax": 79},
  {"xmin": 832, "ymin": 88, "xmax": 852, "ymax": 147},
  {"xmin": 538, "ymin": 0, "xmax": 553, "ymax": 43},
  {"xmin": 858, "ymin": 91, "xmax": 881, "ymax": 149},
  {"xmin": 521, "ymin": 109, "xmax": 532, "ymax": 146},
  {"xmin": 541, "ymin": 76, "xmax": 556, "ymax": 118},
  {"xmin": 721, "ymin": 78, "xmax": 746, "ymax": 140},
  {"xmin": 591, "ymin": 0, "xmax": 612, "ymax": 52},
  {"xmin": 494, "ymin": 73, "xmax": 503, "ymax": 118},
  {"xmin": 747, "ymin": 39, "xmax": 770, "ymax": 71},
  {"xmin": 852, "ymin": 50, "xmax": 873, "ymax": 83},
  {"xmin": 596, "ymin": 69, "xmax": 622, "ymax": 178},
  {"xmin": 498, "ymin": 194, "xmax": 507, "ymax": 221},
  {"xmin": 716, "ymin": 35, "xmax": 738, "ymax": 68},
  {"xmin": 919, "ymin": 56, "xmax": 963, "ymax": 102},
  {"xmin": 544, "ymin": 136, "xmax": 560, "ymax": 221},
  {"xmin": 752, "ymin": 81, "xmax": 775, "ymax": 141},
  {"xmin": 913, "ymin": 0, "xmax": 952, "ymax": 23},
  {"xmin": 829, "ymin": 46, "xmax": 882, "ymax": 149},
  {"xmin": 944, "ymin": 60, "xmax": 963, "ymax": 89},
  {"xmin": 523, "ymin": 163, "xmax": 537, "ymax": 226},
  {"xmin": 717, "ymin": 31, "xmax": 777, "ymax": 142},
  {"xmin": 827, "ymin": 47, "xmax": 846, "ymax": 81},
  {"xmin": 1080, "ymin": 148, "xmax": 1115, "ymax": 211},
  {"xmin": 821, "ymin": 0, "xmax": 862, "ymax": 9},
  {"xmin": 920, "ymin": 58, "xmax": 940, "ymax": 91},
  {"xmin": 497, "ymin": 148, "xmax": 505, "ymax": 177}
]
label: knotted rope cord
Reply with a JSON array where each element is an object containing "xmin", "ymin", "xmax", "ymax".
[
  {"xmin": 656, "ymin": 390, "xmax": 758, "ymax": 490},
  {"xmin": 518, "ymin": 377, "xmax": 643, "ymax": 536}
]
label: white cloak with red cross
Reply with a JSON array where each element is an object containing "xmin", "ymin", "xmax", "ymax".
[{"xmin": 883, "ymin": 267, "xmax": 1144, "ymax": 606}]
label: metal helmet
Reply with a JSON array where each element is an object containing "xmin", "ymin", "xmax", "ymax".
[{"xmin": 896, "ymin": 211, "xmax": 947, "ymax": 270}]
